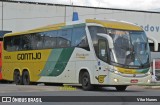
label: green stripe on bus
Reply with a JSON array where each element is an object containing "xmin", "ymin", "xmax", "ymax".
[
  {"xmin": 137, "ymin": 68, "xmax": 149, "ymax": 73},
  {"xmin": 39, "ymin": 49, "xmax": 63, "ymax": 76},
  {"xmin": 48, "ymin": 48, "xmax": 74, "ymax": 76},
  {"xmin": 40, "ymin": 48, "xmax": 74, "ymax": 76},
  {"xmin": 61, "ymin": 23, "xmax": 85, "ymax": 29}
]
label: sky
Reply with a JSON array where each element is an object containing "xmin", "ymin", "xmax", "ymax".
[{"xmin": 12, "ymin": 0, "xmax": 160, "ymax": 11}]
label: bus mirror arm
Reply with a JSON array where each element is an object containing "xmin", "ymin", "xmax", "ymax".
[
  {"xmin": 147, "ymin": 36, "xmax": 158, "ymax": 51},
  {"xmin": 97, "ymin": 33, "xmax": 114, "ymax": 49}
]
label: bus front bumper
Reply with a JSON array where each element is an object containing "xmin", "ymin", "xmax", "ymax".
[{"xmin": 106, "ymin": 72, "xmax": 151, "ymax": 85}]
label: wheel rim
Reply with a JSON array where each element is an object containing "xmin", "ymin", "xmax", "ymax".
[
  {"xmin": 24, "ymin": 74, "xmax": 29, "ymax": 84},
  {"xmin": 83, "ymin": 76, "xmax": 89, "ymax": 86},
  {"xmin": 15, "ymin": 72, "xmax": 20, "ymax": 84}
]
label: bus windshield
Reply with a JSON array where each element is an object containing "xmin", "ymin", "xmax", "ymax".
[
  {"xmin": 108, "ymin": 29, "xmax": 150, "ymax": 68},
  {"xmin": 88, "ymin": 26, "xmax": 150, "ymax": 68}
]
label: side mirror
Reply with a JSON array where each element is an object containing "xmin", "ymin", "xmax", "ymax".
[
  {"xmin": 97, "ymin": 33, "xmax": 114, "ymax": 49},
  {"xmin": 147, "ymin": 36, "xmax": 158, "ymax": 51}
]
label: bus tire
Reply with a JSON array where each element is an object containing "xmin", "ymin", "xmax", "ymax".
[
  {"xmin": 31, "ymin": 82, "xmax": 37, "ymax": 85},
  {"xmin": 115, "ymin": 85, "xmax": 127, "ymax": 91},
  {"xmin": 81, "ymin": 72, "xmax": 93, "ymax": 91},
  {"xmin": 22, "ymin": 71, "xmax": 30, "ymax": 85},
  {"xmin": 13, "ymin": 70, "xmax": 22, "ymax": 85}
]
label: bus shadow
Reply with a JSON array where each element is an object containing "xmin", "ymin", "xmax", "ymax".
[
  {"xmin": 75, "ymin": 86, "xmax": 144, "ymax": 92},
  {"xmin": 1, "ymin": 82, "xmax": 145, "ymax": 93}
]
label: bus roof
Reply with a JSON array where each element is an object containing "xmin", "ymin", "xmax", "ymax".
[
  {"xmin": 4, "ymin": 23, "xmax": 66, "ymax": 37},
  {"xmin": 86, "ymin": 19, "xmax": 142, "ymax": 31},
  {"xmin": 4, "ymin": 19, "xmax": 142, "ymax": 37}
]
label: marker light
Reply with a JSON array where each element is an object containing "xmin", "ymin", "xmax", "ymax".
[{"xmin": 72, "ymin": 12, "xmax": 79, "ymax": 21}]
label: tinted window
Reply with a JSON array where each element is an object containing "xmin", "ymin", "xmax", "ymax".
[
  {"xmin": 43, "ymin": 31, "xmax": 57, "ymax": 49},
  {"xmin": 88, "ymin": 26, "xmax": 105, "ymax": 45},
  {"xmin": 4, "ymin": 26, "xmax": 89, "ymax": 51},
  {"xmin": 88, "ymin": 26, "xmax": 106, "ymax": 56},
  {"xmin": 4, "ymin": 37, "xmax": 12, "ymax": 51},
  {"xmin": 98, "ymin": 39, "xmax": 108, "ymax": 62},
  {"xmin": 57, "ymin": 29, "xmax": 72, "ymax": 48},
  {"xmin": 21, "ymin": 34, "xmax": 32, "ymax": 50},
  {"xmin": 4, "ymin": 36, "xmax": 21, "ymax": 51},
  {"xmin": 72, "ymin": 27, "xmax": 89, "ymax": 51}
]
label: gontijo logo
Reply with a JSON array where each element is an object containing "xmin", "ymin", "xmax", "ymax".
[{"xmin": 17, "ymin": 52, "xmax": 41, "ymax": 60}]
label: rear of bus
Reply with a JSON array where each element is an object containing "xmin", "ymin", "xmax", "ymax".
[
  {"xmin": 0, "ymin": 41, "xmax": 2, "ymax": 80},
  {"xmin": 0, "ymin": 31, "xmax": 11, "ymax": 80}
]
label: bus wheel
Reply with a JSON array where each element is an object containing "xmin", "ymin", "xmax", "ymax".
[
  {"xmin": 81, "ymin": 72, "xmax": 93, "ymax": 91},
  {"xmin": 13, "ymin": 71, "xmax": 21, "ymax": 85},
  {"xmin": 22, "ymin": 71, "xmax": 30, "ymax": 85},
  {"xmin": 115, "ymin": 85, "xmax": 127, "ymax": 91}
]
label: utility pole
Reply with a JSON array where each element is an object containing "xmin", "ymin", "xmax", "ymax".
[
  {"xmin": 64, "ymin": 6, "xmax": 66, "ymax": 22},
  {"xmin": 1, "ymin": 1, "xmax": 3, "ymax": 30}
]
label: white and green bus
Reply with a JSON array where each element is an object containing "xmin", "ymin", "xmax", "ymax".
[{"xmin": 2, "ymin": 19, "xmax": 151, "ymax": 91}]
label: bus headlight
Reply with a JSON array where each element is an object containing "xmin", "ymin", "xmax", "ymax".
[{"xmin": 147, "ymin": 72, "xmax": 151, "ymax": 75}]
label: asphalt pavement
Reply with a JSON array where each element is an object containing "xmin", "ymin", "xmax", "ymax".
[{"xmin": 0, "ymin": 83, "xmax": 160, "ymax": 105}]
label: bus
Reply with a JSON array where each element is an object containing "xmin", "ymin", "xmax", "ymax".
[
  {"xmin": 0, "ymin": 41, "xmax": 2, "ymax": 80},
  {"xmin": 2, "ymin": 19, "xmax": 151, "ymax": 91},
  {"xmin": 0, "ymin": 31, "xmax": 11, "ymax": 80}
]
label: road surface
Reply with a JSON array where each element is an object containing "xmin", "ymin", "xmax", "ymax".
[{"xmin": 0, "ymin": 83, "xmax": 160, "ymax": 105}]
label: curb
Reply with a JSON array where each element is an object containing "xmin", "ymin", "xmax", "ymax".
[
  {"xmin": 144, "ymin": 83, "xmax": 160, "ymax": 89},
  {"xmin": 145, "ymin": 86, "xmax": 160, "ymax": 89}
]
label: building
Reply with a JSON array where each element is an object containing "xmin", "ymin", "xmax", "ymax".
[{"xmin": 0, "ymin": 0, "xmax": 160, "ymax": 52}]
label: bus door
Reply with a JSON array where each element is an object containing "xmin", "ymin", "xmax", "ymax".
[{"xmin": 96, "ymin": 37, "xmax": 109, "ymax": 84}]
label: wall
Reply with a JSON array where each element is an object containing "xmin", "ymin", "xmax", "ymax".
[{"xmin": 0, "ymin": 1, "xmax": 160, "ymax": 44}]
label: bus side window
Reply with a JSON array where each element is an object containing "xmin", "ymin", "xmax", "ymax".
[
  {"xmin": 43, "ymin": 31, "xmax": 57, "ymax": 49},
  {"xmin": 71, "ymin": 27, "xmax": 90, "ymax": 51},
  {"xmin": 57, "ymin": 29, "xmax": 72, "ymax": 48},
  {"xmin": 33, "ymin": 33, "xmax": 43, "ymax": 50},
  {"xmin": 4, "ymin": 37, "xmax": 12, "ymax": 51},
  {"xmin": 21, "ymin": 35, "xmax": 32, "ymax": 50},
  {"xmin": 30, "ymin": 34, "xmax": 38, "ymax": 50},
  {"xmin": 11, "ymin": 36, "xmax": 21, "ymax": 51},
  {"xmin": 98, "ymin": 39, "xmax": 108, "ymax": 62}
]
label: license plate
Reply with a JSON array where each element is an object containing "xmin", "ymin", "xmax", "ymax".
[{"xmin": 130, "ymin": 79, "xmax": 138, "ymax": 83}]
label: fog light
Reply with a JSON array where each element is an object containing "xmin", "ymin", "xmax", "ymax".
[
  {"xmin": 147, "ymin": 79, "xmax": 151, "ymax": 83},
  {"xmin": 146, "ymin": 72, "xmax": 150, "ymax": 75},
  {"xmin": 114, "ymin": 78, "xmax": 118, "ymax": 82}
]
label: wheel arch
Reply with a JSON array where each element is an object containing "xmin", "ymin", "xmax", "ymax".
[
  {"xmin": 78, "ymin": 68, "xmax": 93, "ymax": 84},
  {"xmin": 13, "ymin": 68, "xmax": 21, "ymax": 74},
  {"xmin": 22, "ymin": 68, "xmax": 31, "ymax": 85},
  {"xmin": 13, "ymin": 69, "xmax": 20, "ymax": 79},
  {"xmin": 22, "ymin": 68, "xmax": 31, "ymax": 81},
  {"xmin": 13, "ymin": 69, "xmax": 21, "ymax": 85}
]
